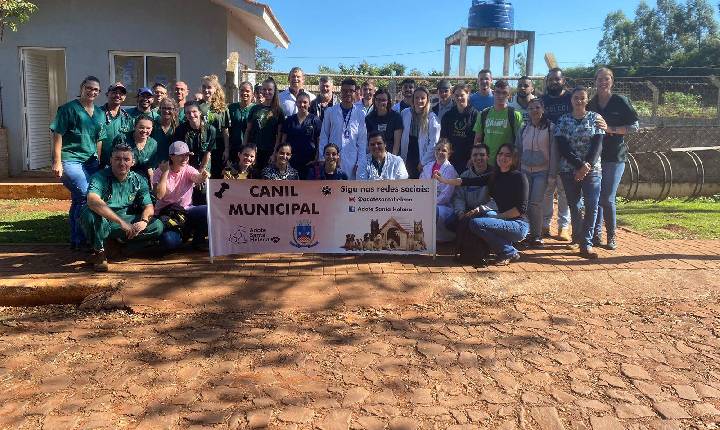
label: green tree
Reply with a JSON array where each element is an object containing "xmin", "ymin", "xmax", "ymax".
[
  {"xmin": 254, "ymin": 38, "xmax": 274, "ymax": 71},
  {"xmin": 514, "ymin": 52, "xmax": 527, "ymax": 75},
  {"xmin": 0, "ymin": 0, "xmax": 37, "ymax": 42}
]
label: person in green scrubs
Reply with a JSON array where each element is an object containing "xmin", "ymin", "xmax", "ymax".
[
  {"xmin": 227, "ymin": 81, "xmax": 255, "ymax": 163},
  {"xmin": 112, "ymin": 115, "xmax": 159, "ymax": 184},
  {"xmin": 79, "ymin": 144, "xmax": 163, "ymax": 272},
  {"xmin": 126, "ymin": 87, "xmax": 159, "ymax": 121},
  {"xmin": 99, "ymin": 82, "xmax": 133, "ymax": 167},
  {"xmin": 50, "ymin": 76, "xmax": 106, "ymax": 250},
  {"xmin": 151, "ymin": 97, "xmax": 179, "ymax": 162},
  {"xmin": 199, "ymin": 75, "xmax": 230, "ymax": 179},
  {"xmin": 172, "ymin": 101, "xmax": 216, "ymax": 205}
]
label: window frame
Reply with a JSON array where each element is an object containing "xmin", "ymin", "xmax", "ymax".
[{"xmin": 108, "ymin": 51, "xmax": 180, "ymax": 106}]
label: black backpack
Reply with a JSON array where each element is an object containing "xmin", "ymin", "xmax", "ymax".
[
  {"xmin": 478, "ymin": 106, "xmax": 517, "ymax": 144},
  {"xmin": 453, "ymin": 215, "xmax": 490, "ymax": 266}
]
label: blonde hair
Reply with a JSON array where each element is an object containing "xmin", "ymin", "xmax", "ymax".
[
  {"xmin": 201, "ymin": 74, "xmax": 226, "ymax": 113},
  {"xmin": 413, "ymin": 87, "xmax": 431, "ymax": 133},
  {"xmin": 159, "ymin": 97, "xmax": 179, "ymax": 130}
]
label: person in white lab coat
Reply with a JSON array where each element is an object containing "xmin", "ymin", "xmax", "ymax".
[
  {"xmin": 420, "ymin": 140, "xmax": 459, "ymax": 242},
  {"xmin": 366, "ymin": 131, "xmax": 409, "ymax": 180},
  {"xmin": 318, "ymin": 78, "xmax": 368, "ymax": 179},
  {"xmin": 399, "ymin": 87, "xmax": 441, "ymax": 179}
]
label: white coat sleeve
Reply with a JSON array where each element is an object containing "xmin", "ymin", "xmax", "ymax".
[
  {"xmin": 422, "ymin": 115, "xmax": 441, "ymax": 166},
  {"xmin": 355, "ymin": 113, "xmax": 368, "ymax": 179},
  {"xmin": 396, "ymin": 158, "xmax": 409, "ymax": 180},
  {"xmin": 436, "ymin": 164, "xmax": 458, "ymax": 205},
  {"xmin": 318, "ymin": 110, "xmax": 331, "ymax": 161}
]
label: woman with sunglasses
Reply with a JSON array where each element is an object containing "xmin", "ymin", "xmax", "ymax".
[{"xmin": 50, "ymin": 76, "xmax": 106, "ymax": 250}]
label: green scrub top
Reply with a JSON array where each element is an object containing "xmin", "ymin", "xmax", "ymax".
[
  {"xmin": 126, "ymin": 107, "xmax": 159, "ymax": 122},
  {"xmin": 172, "ymin": 122, "xmax": 217, "ymax": 173},
  {"xmin": 200, "ymin": 102, "xmax": 230, "ymax": 151},
  {"xmin": 228, "ymin": 102, "xmax": 254, "ymax": 150},
  {"xmin": 99, "ymin": 104, "xmax": 134, "ymax": 166},
  {"xmin": 248, "ymin": 104, "xmax": 284, "ymax": 153},
  {"xmin": 50, "ymin": 99, "xmax": 106, "ymax": 163},
  {"xmin": 112, "ymin": 131, "xmax": 159, "ymax": 180},
  {"xmin": 87, "ymin": 168, "xmax": 152, "ymax": 216},
  {"xmin": 150, "ymin": 120, "xmax": 175, "ymax": 162}
]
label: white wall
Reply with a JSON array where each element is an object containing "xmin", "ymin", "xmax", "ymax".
[{"xmin": 0, "ymin": 0, "xmax": 245, "ymax": 175}]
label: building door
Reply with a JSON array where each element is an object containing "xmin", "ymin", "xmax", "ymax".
[{"xmin": 20, "ymin": 48, "xmax": 66, "ymax": 171}]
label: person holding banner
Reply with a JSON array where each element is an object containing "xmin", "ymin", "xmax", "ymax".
[
  {"xmin": 400, "ymin": 87, "xmax": 441, "ymax": 179},
  {"xmin": 261, "ymin": 143, "xmax": 299, "ymax": 180},
  {"xmin": 307, "ymin": 144, "xmax": 348, "ymax": 180},
  {"xmin": 366, "ymin": 132, "xmax": 409, "ymax": 180},
  {"xmin": 420, "ymin": 140, "xmax": 458, "ymax": 243},
  {"xmin": 318, "ymin": 78, "xmax": 368, "ymax": 180},
  {"xmin": 153, "ymin": 141, "xmax": 210, "ymax": 251},
  {"xmin": 224, "ymin": 144, "xmax": 258, "ymax": 180},
  {"xmin": 434, "ymin": 143, "xmax": 529, "ymax": 265}
]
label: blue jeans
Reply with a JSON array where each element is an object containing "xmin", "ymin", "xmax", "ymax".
[
  {"xmin": 561, "ymin": 171, "xmax": 601, "ymax": 250},
  {"xmin": 593, "ymin": 161, "xmax": 625, "ymax": 242},
  {"xmin": 543, "ymin": 175, "xmax": 570, "ymax": 230},
  {"xmin": 469, "ymin": 216, "xmax": 529, "ymax": 258},
  {"xmin": 61, "ymin": 158, "xmax": 100, "ymax": 246},
  {"xmin": 159, "ymin": 205, "xmax": 208, "ymax": 250},
  {"xmin": 523, "ymin": 170, "xmax": 548, "ymax": 240}
]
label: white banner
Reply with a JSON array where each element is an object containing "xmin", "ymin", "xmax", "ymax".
[{"xmin": 207, "ymin": 179, "xmax": 436, "ymax": 256}]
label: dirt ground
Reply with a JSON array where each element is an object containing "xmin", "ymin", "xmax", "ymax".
[{"xmin": 1, "ymin": 231, "xmax": 720, "ymax": 429}]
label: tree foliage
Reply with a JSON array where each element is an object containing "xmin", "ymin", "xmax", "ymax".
[
  {"xmin": 254, "ymin": 38, "xmax": 274, "ymax": 71},
  {"xmin": 594, "ymin": 0, "xmax": 720, "ymax": 75},
  {"xmin": 0, "ymin": 0, "xmax": 37, "ymax": 42}
]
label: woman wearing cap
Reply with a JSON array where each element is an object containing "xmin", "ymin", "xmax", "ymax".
[
  {"xmin": 261, "ymin": 143, "xmax": 299, "ymax": 180},
  {"xmin": 151, "ymin": 98, "xmax": 179, "ymax": 162},
  {"xmin": 127, "ymin": 87, "xmax": 158, "ymax": 121},
  {"xmin": 112, "ymin": 114, "xmax": 159, "ymax": 184},
  {"xmin": 153, "ymin": 141, "xmax": 210, "ymax": 251},
  {"xmin": 228, "ymin": 81, "xmax": 255, "ymax": 164},
  {"xmin": 400, "ymin": 87, "xmax": 441, "ymax": 179},
  {"xmin": 199, "ymin": 75, "xmax": 231, "ymax": 179},
  {"xmin": 244, "ymin": 77, "xmax": 284, "ymax": 171},
  {"xmin": 50, "ymin": 76, "xmax": 106, "ymax": 250},
  {"xmin": 172, "ymin": 101, "xmax": 217, "ymax": 205}
]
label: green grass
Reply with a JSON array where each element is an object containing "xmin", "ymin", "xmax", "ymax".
[
  {"xmin": 617, "ymin": 197, "xmax": 720, "ymax": 239},
  {"xmin": 0, "ymin": 199, "xmax": 69, "ymax": 243}
]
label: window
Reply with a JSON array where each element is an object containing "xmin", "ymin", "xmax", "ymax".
[{"xmin": 110, "ymin": 52, "xmax": 179, "ymax": 106}]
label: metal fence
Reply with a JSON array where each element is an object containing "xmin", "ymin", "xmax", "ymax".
[{"xmin": 235, "ymin": 69, "xmax": 720, "ymax": 128}]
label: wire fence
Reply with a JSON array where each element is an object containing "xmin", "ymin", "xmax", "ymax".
[{"xmin": 235, "ymin": 69, "xmax": 720, "ymax": 128}]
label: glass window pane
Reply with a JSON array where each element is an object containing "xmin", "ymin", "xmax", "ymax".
[
  {"xmin": 113, "ymin": 55, "xmax": 143, "ymax": 106},
  {"xmin": 146, "ymin": 56, "xmax": 177, "ymax": 93}
]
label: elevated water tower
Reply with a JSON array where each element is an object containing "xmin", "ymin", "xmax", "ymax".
[{"xmin": 444, "ymin": 0, "xmax": 535, "ymax": 77}]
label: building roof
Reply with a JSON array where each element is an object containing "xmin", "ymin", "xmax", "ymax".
[{"xmin": 211, "ymin": 0, "xmax": 290, "ymax": 48}]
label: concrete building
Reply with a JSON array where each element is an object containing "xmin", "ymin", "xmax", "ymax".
[{"xmin": 0, "ymin": 0, "xmax": 289, "ymax": 177}]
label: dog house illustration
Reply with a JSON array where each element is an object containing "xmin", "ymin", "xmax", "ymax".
[{"xmin": 375, "ymin": 218, "xmax": 426, "ymax": 251}]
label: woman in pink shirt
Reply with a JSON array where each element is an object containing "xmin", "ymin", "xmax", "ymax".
[{"xmin": 153, "ymin": 141, "xmax": 209, "ymax": 251}]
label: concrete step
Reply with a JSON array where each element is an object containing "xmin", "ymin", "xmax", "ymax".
[{"xmin": 0, "ymin": 179, "xmax": 70, "ymax": 199}]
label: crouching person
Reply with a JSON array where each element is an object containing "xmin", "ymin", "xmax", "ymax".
[
  {"xmin": 154, "ymin": 141, "xmax": 210, "ymax": 251},
  {"xmin": 80, "ymin": 144, "xmax": 164, "ymax": 272}
]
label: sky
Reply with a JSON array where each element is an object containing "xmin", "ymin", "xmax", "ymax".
[{"xmin": 259, "ymin": 0, "xmax": 720, "ymax": 77}]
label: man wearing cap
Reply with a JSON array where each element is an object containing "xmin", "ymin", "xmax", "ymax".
[
  {"xmin": 279, "ymin": 67, "xmax": 316, "ymax": 117},
  {"xmin": 99, "ymin": 82, "xmax": 133, "ymax": 167},
  {"xmin": 127, "ymin": 87, "xmax": 159, "ymax": 121},
  {"xmin": 432, "ymin": 79, "xmax": 455, "ymax": 123},
  {"xmin": 174, "ymin": 81, "xmax": 189, "ymax": 122},
  {"xmin": 80, "ymin": 143, "xmax": 164, "ymax": 272},
  {"xmin": 153, "ymin": 141, "xmax": 210, "ymax": 251}
]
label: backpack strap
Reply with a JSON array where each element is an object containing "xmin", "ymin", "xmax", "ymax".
[
  {"xmin": 479, "ymin": 107, "xmax": 490, "ymax": 143},
  {"xmin": 507, "ymin": 106, "xmax": 516, "ymax": 144}
]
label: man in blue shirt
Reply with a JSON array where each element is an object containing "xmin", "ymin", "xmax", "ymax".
[{"xmin": 469, "ymin": 69, "xmax": 494, "ymax": 112}]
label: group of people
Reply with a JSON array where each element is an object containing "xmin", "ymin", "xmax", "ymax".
[{"xmin": 50, "ymin": 65, "xmax": 638, "ymax": 271}]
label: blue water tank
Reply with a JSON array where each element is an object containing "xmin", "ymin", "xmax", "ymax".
[{"xmin": 468, "ymin": 0, "xmax": 514, "ymax": 30}]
